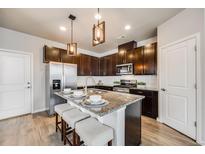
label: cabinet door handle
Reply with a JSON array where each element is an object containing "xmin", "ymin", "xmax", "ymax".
[{"xmin": 137, "ymin": 91, "xmax": 143, "ymax": 94}]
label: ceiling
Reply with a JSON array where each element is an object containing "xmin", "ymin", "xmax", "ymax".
[{"xmin": 0, "ymin": 8, "xmax": 183, "ymax": 53}]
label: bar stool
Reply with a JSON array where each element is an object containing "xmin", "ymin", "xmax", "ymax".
[
  {"xmin": 54, "ymin": 103, "xmax": 75, "ymax": 141},
  {"xmin": 62, "ymin": 109, "xmax": 90, "ymax": 145},
  {"xmin": 75, "ymin": 117, "xmax": 113, "ymax": 146}
]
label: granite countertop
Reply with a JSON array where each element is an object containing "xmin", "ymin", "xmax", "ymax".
[{"xmin": 55, "ymin": 88, "xmax": 144, "ymax": 117}]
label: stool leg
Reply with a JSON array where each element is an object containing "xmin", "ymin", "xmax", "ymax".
[
  {"xmin": 108, "ymin": 140, "xmax": 112, "ymax": 146},
  {"xmin": 61, "ymin": 117, "xmax": 63, "ymax": 141},
  {"xmin": 63, "ymin": 120, "xmax": 66, "ymax": 145},
  {"xmin": 73, "ymin": 129, "xmax": 76, "ymax": 146},
  {"xmin": 55, "ymin": 113, "xmax": 58, "ymax": 132}
]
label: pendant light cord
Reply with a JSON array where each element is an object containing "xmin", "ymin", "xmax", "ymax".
[
  {"xmin": 71, "ymin": 20, "xmax": 73, "ymax": 43},
  {"xmin": 97, "ymin": 8, "xmax": 100, "ymax": 25}
]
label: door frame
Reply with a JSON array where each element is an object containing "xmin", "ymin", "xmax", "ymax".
[
  {"xmin": 158, "ymin": 33, "xmax": 202, "ymax": 144},
  {"xmin": 0, "ymin": 48, "xmax": 34, "ymax": 114}
]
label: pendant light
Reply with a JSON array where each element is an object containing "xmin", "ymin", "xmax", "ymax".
[
  {"xmin": 92, "ymin": 8, "xmax": 105, "ymax": 46},
  {"xmin": 67, "ymin": 14, "xmax": 77, "ymax": 56}
]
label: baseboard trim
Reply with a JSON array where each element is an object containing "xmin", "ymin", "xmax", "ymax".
[
  {"xmin": 156, "ymin": 117, "xmax": 163, "ymax": 123},
  {"xmin": 197, "ymin": 140, "xmax": 205, "ymax": 145},
  {"xmin": 33, "ymin": 108, "xmax": 48, "ymax": 113}
]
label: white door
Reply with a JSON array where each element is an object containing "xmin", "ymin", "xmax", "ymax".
[
  {"xmin": 161, "ymin": 38, "xmax": 196, "ymax": 139},
  {"xmin": 0, "ymin": 50, "xmax": 32, "ymax": 120}
]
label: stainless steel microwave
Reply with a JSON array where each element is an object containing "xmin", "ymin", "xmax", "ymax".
[{"xmin": 116, "ymin": 63, "xmax": 133, "ymax": 75}]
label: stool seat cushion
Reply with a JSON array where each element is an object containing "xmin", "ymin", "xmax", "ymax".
[
  {"xmin": 62, "ymin": 109, "xmax": 90, "ymax": 129},
  {"xmin": 75, "ymin": 118, "xmax": 113, "ymax": 146},
  {"xmin": 54, "ymin": 103, "xmax": 75, "ymax": 116}
]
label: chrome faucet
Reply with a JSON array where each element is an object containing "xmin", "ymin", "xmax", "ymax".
[{"xmin": 84, "ymin": 76, "xmax": 96, "ymax": 94}]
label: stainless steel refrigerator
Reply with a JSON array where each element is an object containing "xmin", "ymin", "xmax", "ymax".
[{"xmin": 45, "ymin": 62, "xmax": 77, "ymax": 116}]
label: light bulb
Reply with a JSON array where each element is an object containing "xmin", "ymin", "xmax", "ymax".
[
  {"xmin": 70, "ymin": 45, "xmax": 74, "ymax": 52},
  {"xmin": 96, "ymin": 28, "xmax": 101, "ymax": 40}
]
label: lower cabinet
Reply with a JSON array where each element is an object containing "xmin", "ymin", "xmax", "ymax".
[
  {"xmin": 95, "ymin": 86, "xmax": 113, "ymax": 91},
  {"xmin": 129, "ymin": 89, "xmax": 158, "ymax": 119}
]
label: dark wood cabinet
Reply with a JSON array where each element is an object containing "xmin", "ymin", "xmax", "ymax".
[
  {"xmin": 143, "ymin": 43, "xmax": 157, "ymax": 75},
  {"xmin": 43, "ymin": 42, "xmax": 157, "ymax": 76},
  {"xmin": 90, "ymin": 56, "xmax": 100, "ymax": 76},
  {"xmin": 77, "ymin": 54, "xmax": 100, "ymax": 76},
  {"xmin": 126, "ymin": 49, "xmax": 135, "ymax": 63},
  {"xmin": 43, "ymin": 46, "xmax": 61, "ymax": 63},
  {"xmin": 129, "ymin": 89, "xmax": 158, "ymax": 119},
  {"xmin": 99, "ymin": 57, "xmax": 106, "ymax": 76},
  {"xmin": 133, "ymin": 47, "xmax": 144, "ymax": 75},
  {"xmin": 117, "ymin": 41, "xmax": 137, "ymax": 64},
  {"xmin": 95, "ymin": 85, "xmax": 113, "ymax": 91},
  {"xmin": 100, "ymin": 54, "xmax": 117, "ymax": 76},
  {"xmin": 133, "ymin": 43, "xmax": 157, "ymax": 75},
  {"xmin": 77, "ymin": 54, "xmax": 91, "ymax": 76},
  {"xmin": 111, "ymin": 54, "xmax": 117, "ymax": 75},
  {"xmin": 60, "ymin": 49, "xmax": 77, "ymax": 64}
]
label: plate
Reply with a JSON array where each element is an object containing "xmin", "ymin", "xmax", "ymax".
[
  {"xmin": 87, "ymin": 99, "xmax": 105, "ymax": 105},
  {"xmin": 71, "ymin": 93, "xmax": 86, "ymax": 98},
  {"xmin": 82, "ymin": 100, "xmax": 109, "ymax": 108},
  {"xmin": 62, "ymin": 91, "xmax": 73, "ymax": 95}
]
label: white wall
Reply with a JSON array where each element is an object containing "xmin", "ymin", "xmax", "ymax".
[
  {"xmin": 157, "ymin": 8, "xmax": 205, "ymax": 144},
  {"xmin": 0, "ymin": 27, "xmax": 98, "ymax": 112}
]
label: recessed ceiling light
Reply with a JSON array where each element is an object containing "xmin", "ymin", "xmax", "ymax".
[
  {"xmin": 125, "ymin": 25, "xmax": 131, "ymax": 30},
  {"xmin": 59, "ymin": 26, "xmax": 66, "ymax": 31},
  {"xmin": 95, "ymin": 14, "xmax": 101, "ymax": 20}
]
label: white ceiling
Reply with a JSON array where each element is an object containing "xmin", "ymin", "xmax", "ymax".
[{"xmin": 0, "ymin": 8, "xmax": 183, "ymax": 53}]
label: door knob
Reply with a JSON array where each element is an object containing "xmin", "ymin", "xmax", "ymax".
[{"xmin": 161, "ymin": 88, "xmax": 166, "ymax": 91}]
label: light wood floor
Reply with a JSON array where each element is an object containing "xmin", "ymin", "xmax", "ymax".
[{"xmin": 0, "ymin": 112, "xmax": 198, "ymax": 146}]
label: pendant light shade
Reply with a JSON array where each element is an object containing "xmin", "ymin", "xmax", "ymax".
[
  {"xmin": 67, "ymin": 42, "xmax": 77, "ymax": 55},
  {"xmin": 67, "ymin": 14, "xmax": 77, "ymax": 56},
  {"xmin": 92, "ymin": 8, "xmax": 105, "ymax": 46}
]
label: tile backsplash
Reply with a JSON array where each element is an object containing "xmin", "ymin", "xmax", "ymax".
[{"xmin": 77, "ymin": 75, "xmax": 158, "ymax": 88}]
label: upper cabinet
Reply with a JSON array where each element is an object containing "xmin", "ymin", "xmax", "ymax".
[
  {"xmin": 60, "ymin": 49, "xmax": 77, "ymax": 64},
  {"xmin": 133, "ymin": 43, "xmax": 157, "ymax": 75},
  {"xmin": 100, "ymin": 53, "xmax": 117, "ymax": 76},
  {"xmin": 90, "ymin": 56, "xmax": 100, "ymax": 76},
  {"xmin": 43, "ymin": 46, "xmax": 61, "ymax": 63},
  {"xmin": 117, "ymin": 41, "xmax": 137, "ymax": 64},
  {"xmin": 77, "ymin": 54, "xmax": 91, "ymax": 76},
  {"xmin": 43, "ymin": 42, "xmax": 157, "ymax": 76},
  {"xmin": 143, "ymin": 43, "xmax": 157, "ymax": 75},
  {"xmin": 133, "ymin": 47, "xmax": 144, "ymax": 75}
]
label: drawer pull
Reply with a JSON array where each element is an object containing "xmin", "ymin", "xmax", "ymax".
[{"xmin": 137, "ymin": 91, "xmax": 143, "ymax": 94}]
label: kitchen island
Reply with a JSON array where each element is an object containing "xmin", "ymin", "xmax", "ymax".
[{"xmin": 55, "ymin": 88, "xmax": 144, "ymax": 146}]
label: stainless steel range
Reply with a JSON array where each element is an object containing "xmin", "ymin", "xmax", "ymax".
[{"xmin": 113, "ymin": 80, "xmax": 137, "ymax": 93}]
